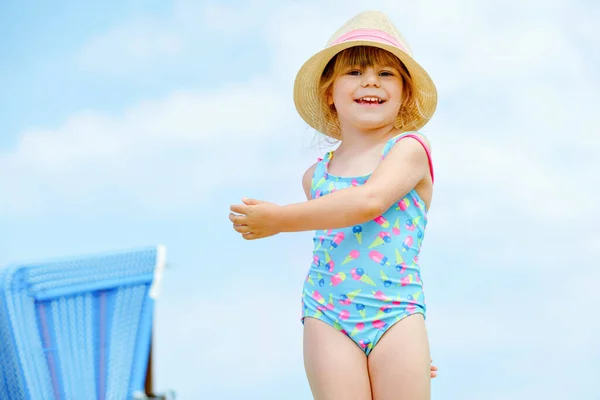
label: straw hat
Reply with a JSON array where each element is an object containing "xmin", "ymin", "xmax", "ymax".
[{"xmin": 293, "ymin": 10, "xmax": 438, "ymax": 138}]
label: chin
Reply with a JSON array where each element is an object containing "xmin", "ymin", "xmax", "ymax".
[{"xmin": 352, "ymin": 118, "xmax": 395, "ymax": 131}]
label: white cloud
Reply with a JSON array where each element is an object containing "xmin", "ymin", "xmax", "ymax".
[{"xmin": 0, "ymin": 79, "xmax": 302, "ymax": 215}]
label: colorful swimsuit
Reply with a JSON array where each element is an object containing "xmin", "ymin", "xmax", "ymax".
[{"xmin": 300, "ymin": 132, "xmax": 434, "ymax": 356}]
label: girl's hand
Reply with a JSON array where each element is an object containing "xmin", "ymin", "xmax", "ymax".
[{"xmin": 229, "ymin": 198, "xmax": 282, "ymax": 240}]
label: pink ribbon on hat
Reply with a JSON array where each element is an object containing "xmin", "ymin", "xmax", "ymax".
[{"xmin": 330, "ymin": 28, "xmax": 408, "ymax": 53}]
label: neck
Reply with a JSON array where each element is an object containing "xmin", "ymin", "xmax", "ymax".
[{"xmin": 336, "ymin": 123, "xmax": 398, "ymax": 152}]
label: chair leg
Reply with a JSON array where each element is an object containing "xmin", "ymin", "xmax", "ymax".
[{"xmin": 145, "ymin": 327, "xmax": 154, "ymax": 395}]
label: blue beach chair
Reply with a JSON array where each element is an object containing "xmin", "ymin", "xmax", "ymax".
[{"xmin": 0, "ymin": 245, "xmax": 168, "ymax": 400}]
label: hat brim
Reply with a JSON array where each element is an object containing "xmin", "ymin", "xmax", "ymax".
[{"xmin": 293, "ymin": 40, "xmax": 438, "ymax": 137}]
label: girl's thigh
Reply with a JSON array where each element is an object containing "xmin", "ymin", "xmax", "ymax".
[
  {"xmin": 368, "ymin": 313, "xmax": 431, "ymax": 400},
  {"xmin": 303, "ymin": 317, "xmax": 372, "ymax": 400}
]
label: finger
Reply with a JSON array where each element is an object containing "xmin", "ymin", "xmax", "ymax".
[
  {"xmin": 229, "ymin": 213, "xmax": 247, "ymax": 225},
  {"xmin": 230, "ymin": 204, "xmax": 249, "ymax": 214},
  {"xmin": 242, "ymin": 197, "xmax": 260, "ymax": 206},
  {"xmin": 233, "ymin": 224, "xmax": 251, "ymax": 233},
  {"xmin": 242, "ymin": 231, "xmax": 258, "ymax": 240}
]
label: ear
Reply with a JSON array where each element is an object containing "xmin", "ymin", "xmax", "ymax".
[{"xmin": 327, "ymin": 90, "xmax": 334, "ymax": 106}]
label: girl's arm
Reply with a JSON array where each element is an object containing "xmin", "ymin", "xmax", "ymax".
[{"xmin": 230, "ymin": 137, "xmax": 430, "ymax": 239}]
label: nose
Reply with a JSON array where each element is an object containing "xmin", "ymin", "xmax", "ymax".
[{"xmin": 360, "ymin": 68, "xmax": 381, "ymax": 88}]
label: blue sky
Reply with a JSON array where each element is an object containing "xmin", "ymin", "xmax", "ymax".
[{"xmin": 1, "ymin": 0, "xmax": 599, "ymax": 399}]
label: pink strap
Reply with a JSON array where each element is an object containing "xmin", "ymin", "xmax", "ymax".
[{"xmin": 391, "ymin": 134, "xmax": 435, "ymax": 184}]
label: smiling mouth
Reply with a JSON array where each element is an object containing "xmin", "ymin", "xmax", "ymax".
[{"xmin": 355, "ymin": 96, "xmax": 385, "ymax": 104}]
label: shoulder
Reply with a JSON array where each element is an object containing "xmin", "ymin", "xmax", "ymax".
[
  {"xmin": 382, "ymin": 131, "xmax": 433, "ymax": 170},
  {"xmin": 390, "ymin": 131, "xmax": 432, "ymax": 152},
  {"xmin": 302, "ymin": 162, "xmax": 319, "ymax": 200},
  {"xmin": 409, "ymin": 131, "xmax": 432, "ymax": 152}
]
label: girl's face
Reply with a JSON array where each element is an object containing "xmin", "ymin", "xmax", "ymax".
[{"xmin": 328, "ymin": 63, "xmax": 403, "ymax": 133}]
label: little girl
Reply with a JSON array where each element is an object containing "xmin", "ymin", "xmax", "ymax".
[{"xmin": 230, "ymin": 10, "xmax": 438, "ymax": 400}]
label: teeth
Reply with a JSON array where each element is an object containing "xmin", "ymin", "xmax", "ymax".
[{"xmin": 358, "ymin": 97, "xmax": 383, "ymax": 103}]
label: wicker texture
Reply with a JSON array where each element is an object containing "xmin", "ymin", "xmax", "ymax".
[{"xmin": 0, "ymin": 246, "xmax": 163, "ymax": 400}]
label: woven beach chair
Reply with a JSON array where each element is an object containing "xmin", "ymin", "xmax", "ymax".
[{"xmin": 0, "ymin": 245, "xmax": 168, "ymax": 400}]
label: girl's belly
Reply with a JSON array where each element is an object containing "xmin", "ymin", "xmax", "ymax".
[{"xmin": 302, "ymin": 238, "xmax": 426, "ymax": 323}]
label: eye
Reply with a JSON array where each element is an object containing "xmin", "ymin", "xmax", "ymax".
[
  {"xmin": 347, "ymin": 69, "xmax": 361, "ymax": 76},
  {"xmin": 379, "ymin": 71, "xmax": 395, "ymax": 77}
]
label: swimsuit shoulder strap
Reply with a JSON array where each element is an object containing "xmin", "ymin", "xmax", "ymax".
[
  {"xmin": 310, "ymin": 152, "xmax": 332, "ymax": 198},
  {"xmin": 381, "ymin": 131, "xmax": 435, "ymax": 183}
]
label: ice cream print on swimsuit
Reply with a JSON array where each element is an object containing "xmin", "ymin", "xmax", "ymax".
[{"xmin": 301, "ymin": 132, "xmax": 434, "ymax": 355}]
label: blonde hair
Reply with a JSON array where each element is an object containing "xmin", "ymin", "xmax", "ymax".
[{"xmin": 318, "ymin": 46, "xmax": 421, "ymax": 140}]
